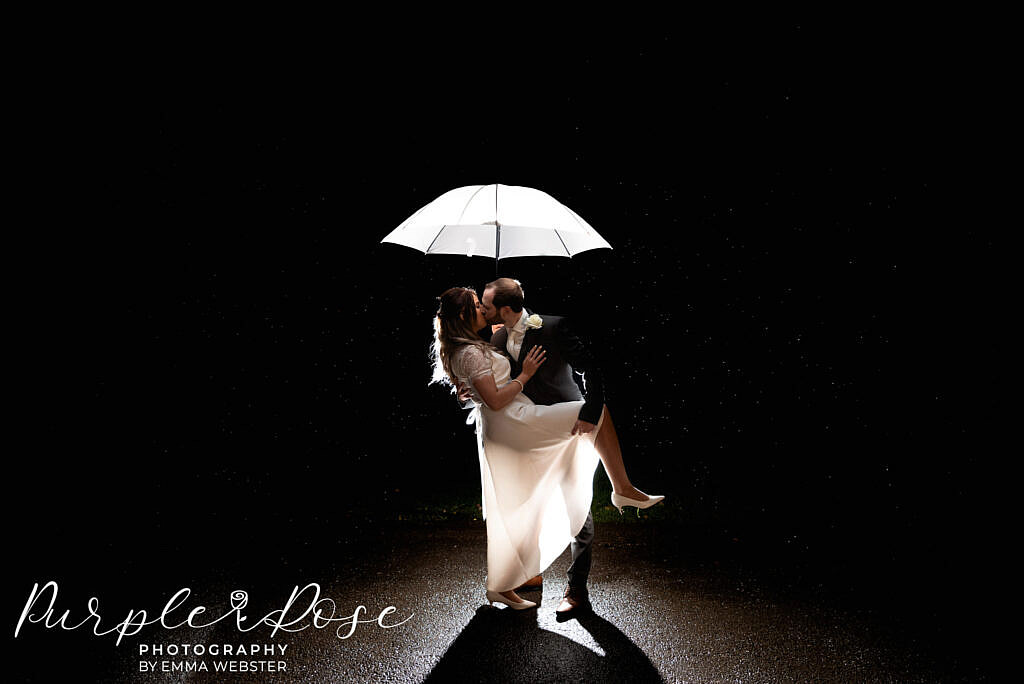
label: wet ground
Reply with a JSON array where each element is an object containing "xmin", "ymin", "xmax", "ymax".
[{"xmin": 16, "ymin": 518, "xmax": 986, "ymax": 682}]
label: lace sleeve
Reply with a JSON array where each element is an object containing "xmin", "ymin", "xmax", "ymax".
[{"xmin": 453, "ymin": 345, "xmax": 494, "ymax": 382}]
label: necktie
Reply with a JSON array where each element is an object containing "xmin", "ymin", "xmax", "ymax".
[{"xmin": 508, "ymin": 328, "xmax": 524, "ymax": 361}]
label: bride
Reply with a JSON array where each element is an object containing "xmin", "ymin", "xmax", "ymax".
[{"xmin": 431, "ymin": 286, "xmax": 662, "ymax": 610}]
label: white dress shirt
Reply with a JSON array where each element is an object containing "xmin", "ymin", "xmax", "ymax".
[{"xmin": 505, "ymin": 309, "xmax": 530, "ymax": 361}]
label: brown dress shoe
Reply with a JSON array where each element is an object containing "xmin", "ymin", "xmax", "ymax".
[
  {"xmin": 515, "ymin": 574, "xmax": 543, "ymax": 591},
  {"xmin": 555, "ymin": 585, "xmax": 591, "ymax": 614}
]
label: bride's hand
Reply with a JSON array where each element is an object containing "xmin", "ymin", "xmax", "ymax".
[{"xmin": 521, "ymin": 345, "xmax": 547, "ymax": 377}]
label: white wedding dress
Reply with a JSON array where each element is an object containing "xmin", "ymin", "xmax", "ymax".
[{"xmin": 452, "ymin": 344, "xmax": 604, "ymax": 592}]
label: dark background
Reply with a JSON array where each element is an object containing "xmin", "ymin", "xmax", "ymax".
[{"xmin": 10, "ymin": 27, "xmax": 997, "ymax": 679}]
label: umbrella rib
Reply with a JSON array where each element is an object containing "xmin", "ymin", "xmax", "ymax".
[
  {"xmin": 457, "ymin": 185, "xmax": 491, "ymax": 225},
  {"xmin": 553, "ymin": 229, "xmax": 572, "ymax": 257},
  {"xmin": 424, "ymin": 225, "xmax": 447, "ymax": 254},
  {"xmin": 395, "ymin": 203, "xmax": 431, "ymax": 232},
  {"xmin": 564, "ymin": 205, "xmax": 593, "ymax": 234}
]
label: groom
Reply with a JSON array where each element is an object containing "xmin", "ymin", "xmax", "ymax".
[{"xmin": 479, "ymin": 277, "xmax": 605, "ymax": 616}]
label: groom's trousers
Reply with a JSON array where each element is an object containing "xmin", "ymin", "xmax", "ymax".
[{"xmin": 566, "ymin": 510, "xmax": 594, "ymax": 590}]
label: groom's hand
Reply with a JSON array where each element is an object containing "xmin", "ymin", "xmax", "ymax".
[
  {"xmin": 571, "ymin": 419, "xmax": 597, "ymax": 435},
  {"xmin": 456, "ymin": 381, "xmax": 473, "ymax": 402}
]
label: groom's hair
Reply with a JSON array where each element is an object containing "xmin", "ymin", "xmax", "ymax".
[{"xmin": 485, "ymin": 277, "xmax": 525, "ymax": 313}]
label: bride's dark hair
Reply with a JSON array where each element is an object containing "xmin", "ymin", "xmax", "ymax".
[{"xmin": 430, "ymin": 286, "xmax": 500, "ymax": 390}]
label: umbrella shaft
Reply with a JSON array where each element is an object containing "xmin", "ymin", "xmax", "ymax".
[{"xmin": 495, "ymin": 223, "xmax": 501, "ymax": 275}]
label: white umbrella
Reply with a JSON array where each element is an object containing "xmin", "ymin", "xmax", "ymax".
[{"xmin": 381, "ymin": 184, "xmax": 612, "ymax": 267}]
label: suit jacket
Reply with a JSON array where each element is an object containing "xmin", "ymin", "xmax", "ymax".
[{"xmin": 491, "ymin": 309, "xmax": 605, "ymax": 425}]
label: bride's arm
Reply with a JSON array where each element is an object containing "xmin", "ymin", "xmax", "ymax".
[{"xmin": 473, "ymin": 346, "xmax": 546, "ymax": 410}]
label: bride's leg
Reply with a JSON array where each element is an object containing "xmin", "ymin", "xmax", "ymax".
[{"xmin": 593, "ymin": 406, "xmax": 651, "ymax": 501}]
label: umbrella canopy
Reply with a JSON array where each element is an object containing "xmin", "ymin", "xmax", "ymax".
[{"xmin": 381, "ymin": 184, "xmax": 612, "ymax": 260}]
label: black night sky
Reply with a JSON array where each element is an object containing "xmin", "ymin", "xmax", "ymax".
[{"xmin": 10, "ymin": 28, "xmax": 998, "ymax": 680}]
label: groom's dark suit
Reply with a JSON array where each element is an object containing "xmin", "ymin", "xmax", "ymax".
[{"xmin": 491, "ymin": 308, "xmax": 605, "ymax": 593}]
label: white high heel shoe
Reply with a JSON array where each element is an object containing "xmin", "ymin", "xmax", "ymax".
[
  {"xmin": 486, "ymin": 589, "xmax": 537, "ymax": 610},
  {"xmin": 611, "ymin": 491, "xmax": 665, "ymax": 516}
]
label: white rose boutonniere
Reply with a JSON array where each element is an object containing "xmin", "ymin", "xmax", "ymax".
[{"xmin": 525, "ymin": 314, "xmax": 543, "ymax": 329}]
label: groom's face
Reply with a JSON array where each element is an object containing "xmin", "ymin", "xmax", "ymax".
[{"xmin": 481, "ymin": 288, "xmax": 502, "ymax": 325}]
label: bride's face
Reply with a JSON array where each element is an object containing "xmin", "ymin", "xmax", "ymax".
[{"xmin": 470, "ymin": 293, "xmax": 487, "ymax": 331}]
